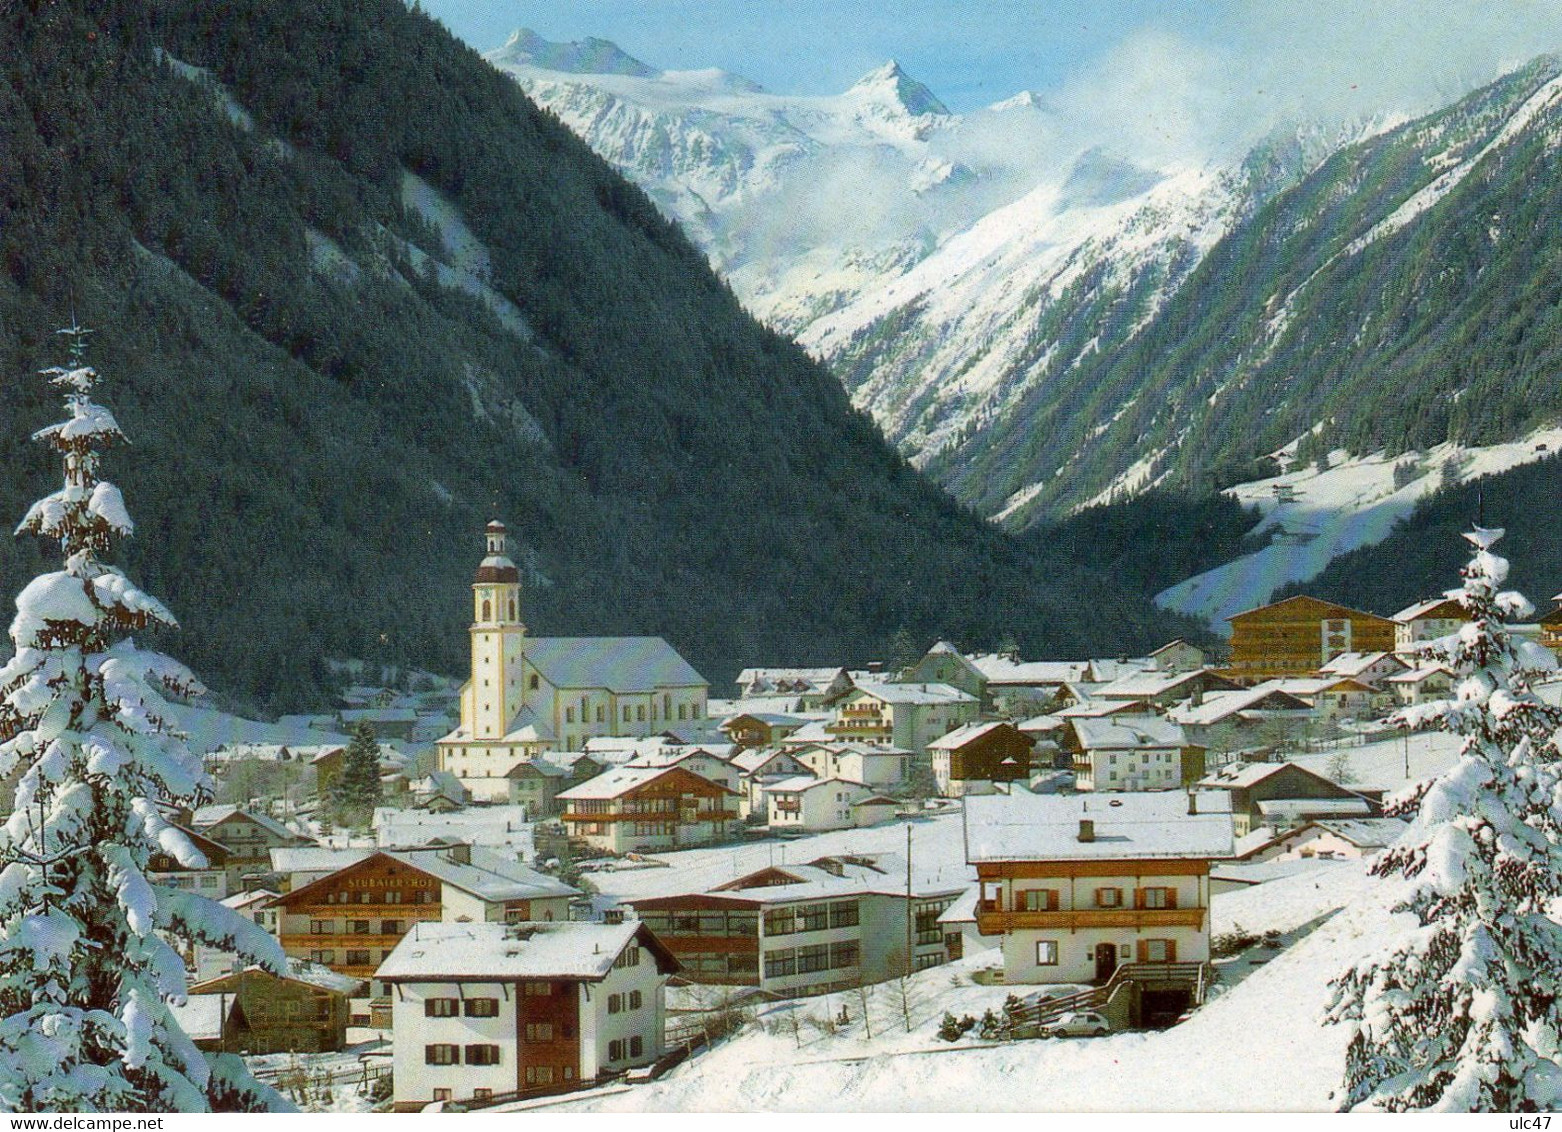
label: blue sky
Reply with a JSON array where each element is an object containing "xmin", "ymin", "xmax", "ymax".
[{"xmin": 419, "ymin": 2, "xmax": 1562, "ymax": 148}]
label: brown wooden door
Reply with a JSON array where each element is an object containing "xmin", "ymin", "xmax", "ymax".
[{"xmin": 1094, "ymin": 942, "xmax": 1117, "ymax": 983}]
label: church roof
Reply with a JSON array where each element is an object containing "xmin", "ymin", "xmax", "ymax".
[
  {"xmin": 474, "ymin": 554, "xmax": 519, "ymax": 584},
  {"xmin": 521, "ymin": 637, "xmax": 707, "ymax": 693}
]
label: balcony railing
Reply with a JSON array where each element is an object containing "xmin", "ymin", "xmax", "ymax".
[{"xmin": 974, "ymin": 906, "xmax": 1205, "ymax": 934}]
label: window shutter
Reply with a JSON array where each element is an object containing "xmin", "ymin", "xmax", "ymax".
[
  {"xmin": 1133, "ymin": 888, "xmax": 1145, "ymax": 910},
  {"xmin": 1165, "ymin": 887, "xmax": 1178, "ymax": 910},
  {"xmin": 1136, "ymin": 940, "xmax": 1148, "ymax": 963},
  {"xmin": 1167, "ymin": 939, "xmax": 1178, "ymax": 962}
]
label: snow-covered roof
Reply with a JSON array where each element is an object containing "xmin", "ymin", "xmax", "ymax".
[
  {"xmin": 1392, "ymin": 597, "xmax": 1466, "ymax": 623},
  {"xmin": 735, "ymin": 667, "xmax": 846, "ymax": 695},
  {"xmin": 168, "ymin": 995, "xmax": 235, "ymax": 1042},
  {"xmin": 633, "ymin": 853, "xmax": 965, "ymax": 907},
  {"xmin": 269, "ymin": 846, "xmax": 374, "ymax": 874},
  {"xmin": 849, "ymin": 681, "xmax": 976, "ymax": 706},
  {"xmin": 557, "ymin": 764, "xmax": 736, "ymax": 801},
  {"xmin": 376, "ymin": 920, "xmax": 660, "ymax": 982},
  {"xmin": 1255, "ymin": 797, "xmax": 1373, "ymax": 820},
  {"xmin": 964, "ymin": 790, "xmax": 1234, "ymax": 863},
  {"xmin": 720, "ymin": 712, "xmax": 811, "ymax": 728},
  {"xmin": 1094, "ymin": 669, "xmax": 1227, "ymax": 700},
  {"xmin": 968, "ymin": 655, "xmax": 1088, "ymax": 685},
  {"xmin": 778, "ymin": 720, "xmax": 836, "ymax": 745},
  {"xmin": 1168, "ymin": 687, "xmax": 1313, "ymax": 726},
  {"xmin": 1318, "ymin": 651, "xmax": 1406, "ymax": 677},
  {"xmin": 1070, "ymin": 715, "xmax": 1190, "ymax": 751},
  {"xmin": 384, "ymin": 847, "xmax": 579, "ymax": 903},
  {"xmin": 762, "ymin": 775, "xmax": 867, "ymax": 796},
  {"xmin": 729, "ymin": 747, "xmax": 806, "ymax": 774},
  {"xmin": 1306, "ymin": 817, "xmax": 1408, "ymax": 848},
  {"xmin": 936, "ymin": 885, "xmax": 981, "ymax": 925},
  {"xmin": 193, "ymin": 805, "xmax": 305, "ymax": 843},
  {"xmin": 518, "ymin": 637, "xmax": 707, "ymax": 692},
  {"xmin": 220, "ymin": 888, "xmax": 280, "ymax": 909},
  {"xmin": 1386, "ymin": 665, "xmax": 1457, "ymax": 684},
  {"xmin": 1209, "ymin": 859, "xmax": 1329, "ymax": 887},
  {"xmin": 926, "ymin": 720, "xmax": 1020, "ymax": 751},
  {"xmin": 1086, "ymin": 657, "xmax": 1156, "ymax": 682},
  {"xmin": 339, "ymin": 707, "xmax": 419, "ymax": 724}
]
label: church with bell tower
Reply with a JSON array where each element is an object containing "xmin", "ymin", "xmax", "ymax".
[{"xmin": 437, "ymin": 521, "xmax": 711, "ymax": 802}]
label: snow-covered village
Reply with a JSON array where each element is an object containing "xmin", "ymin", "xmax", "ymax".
[{"xmin": 7, "ymin": 0, "xmax": 1562, "ymax": 1119}]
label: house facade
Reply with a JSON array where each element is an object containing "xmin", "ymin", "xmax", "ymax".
[
  {"xmin": 268, "ymin": 846, "xmax": 579, "ymax": 989},
  {"xmin": 186, "ymin": 962, "xmax": 363, "ymax": 1054},
  {"xmin": 927, "ymin": 721, "xmax": 1034, "ymax": 797},
  {"xmin": 964, "ymin": 790, "xmax": 1231, "ymax": 985},
  {"xmin": 556, "ymin": 765, "xmax": 740, "ymax": 854},
  {"xmin": 1225, "ymin": 596, "xmax": 1396, "ymax": 683},
  {"xmin": 628, "ymin": 855, "xmax": 963, "ymax": 996},
  {"xmin": 192, "ymin": 806, "xmax": 313, "ymax": 890},
  {"xmin": 1393, "ymin": 597, "xmax": 1469, "ymax": 656},
  {"xmin": 790, "ymin": 741, "xmax": 912, "ymax": 789},
  {"xmin": 437, "ymin": 523, "xmax": 710, "ymax": 801},
  {"xmin": 1065, "ymin": 716, "xmax": 1206, "ymax": 793},
  {"xmin": 1197, "ymin": 761, "xmax": 1375, "ymax": 837},
  {"xmin": 827, "ymin": 683, "xmax": 979, "ymax": 754},
  {"xmin": 763, "ymin": 777, "xmax": 878, "ymax": 832},
  {"xmin": 379, "ymin": 921, "xmax": 677, "ymax": 1111}
]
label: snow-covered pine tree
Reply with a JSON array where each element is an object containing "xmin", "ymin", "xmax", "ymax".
[
  {"xmin": 327, "ymin": 723, "xmax": 382, "ymax": 829},
  {"xmin": 1325, "ymin": 525, "xmax": 1562, "ymax": 1111},
  {"xmin": 0, "ymin": 327, "xmax": 292, "ymax": 1112}
]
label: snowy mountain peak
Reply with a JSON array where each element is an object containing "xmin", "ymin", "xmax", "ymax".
[
  {"xmin": 845, "ymin": 60, "xmax": 950, "ymax": 117},
  {"xmin": 487, "ymin": 28, "xmax": 658, "ymax": 77}
]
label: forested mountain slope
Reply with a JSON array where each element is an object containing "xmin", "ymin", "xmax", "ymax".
[{"xmin": 0, "ymin": 1, "xmax": 1198, "ymax": 712}]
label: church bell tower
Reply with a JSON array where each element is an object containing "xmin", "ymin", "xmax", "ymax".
[{"xmin": 468, "ymin": 520, "xmax": 527, "ymax": 739}]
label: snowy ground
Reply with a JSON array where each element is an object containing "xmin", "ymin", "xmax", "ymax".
[
  {"xmin": 549, "ymin": 858, "xmax": 1392, "ymax": 1112},
  {"xmin": 1156, "ymin": 426, "xmax": 1562, "ymax": 628},
  {"xmin": 1286, "ymin": 729, "xmax": 1463, "ymax": 793}
]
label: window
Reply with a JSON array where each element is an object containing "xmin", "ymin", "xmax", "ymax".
[
  {"xmin": 1019, "ymin": 889, "xmax": 1059, "ymax": 912},
  {"xmin": 385, "ymin": 891, "xmax": 403, "ymax": 905},
  {"xmin": 382, "ymin": 920, "xmax": 403, "ymax": 935},
  {"xmin": 309, "ymin": 950, "xmax": 335, "ymax": 964},
  {"xmin": 358, "ymin": 892, "xmax": 371, "ymax": 904},
  {"xmin": 763, "ymin": 909, "xmax": 796, "ymax": 936},
  {"xmin": 1035, "ymin": 940, "xmax": 1059, "ymax": 966},
  {"xmin": 1138, "ymin": 887, "xmax": 1175, "ymax": 910},
  {"xmin": 432, "ymin": 1089, "xmax": 451, "ymax": 1102},
  {"xmin": 525, "ymin": 1066, "xmax": 556, "ymax": 1086},
  {"xmin": 797, "ymin": 944, "xmax": 829, "ymax": 974},
  {"xmin": 524, "ymin": 1022, "xmax": 554, "ymax": 1041},
  {"xmin": 830, "ymin": 941, "xmax": 860, "ymax": 969},
  {"xmin": 630, "ymin": 1035, "xmax": 643, "ymax": 1059},
  {"xmin": 628, "ymin": 990, "xmax": 642, "ymax": 1010},
  {"xmin": 613, "ymin": 946, "xmax": 641, "ymax": 969},
  {"xmin": 1141, "ymin": 938, "xmax": 1176, "ymax": 963},
  {"xmin": 473, "ymin": 1089, "xmax": 492, "ymax": 1102},
  {"xmin": 565, "ymin": 707, "xmax": 574, "ymax": 724},
  {"xmin": 608, "ymin": 994, "xmax": 622, "ymax": 1014},
  {"xmin": 349, "ymin": 920, "xmax": 370, "ymax": 934},
  {"xmin": 465, "ymin": 1045, "xmax": 501, "ymax": 1066},
  {"xmin": 623, "ymin": 705, "xmax": 631, "ymax": 722},
  {"xmin": 597, "ymin": 706, "xmax": 605, "ymax": 723},
  {"xmin": 346, "ymin": 950, "xmax": 371, "ymax": 966},
  {"xmin": 1095, "ymin": 888, "xmax": 1123, "ymax": 909},
  {"xmin": 608, "ymin": 1040, "xmax": 624, "ymax": 1061},
  {"xmin": 530, "ymin": 674, "xmax": 540, "ymax": 690},
  {"xmin": 523, "ymin": 981, "xmax": 552, "ymax": 996},
  {"xmin": 637, "ymin": 706, "xmax": 646, "ymax": 722},
  {"xmin": 797, "ymin": 904, "xmax": 828, "ymax": 933},
  {"xmin": 425, "ymin": 1044, "xmax": 459, "ymax": 1065},
  {"xmin": 764, "ymin": 949, "xmax": 797, "ymax": 978},
  {"xmin": 309, "ymin": 920, "xmax": 331, "ymax": 935},
  {"xmin": 465, "ymin": 998, "xmax": 499, "ymax": 1018},
  {"xmin": 829, "ymin": 902, "xmax": 859, "ymax": 928},
  {"xmin": 425, "ymin": 998, "xmax": 460, "ymax": 1018}
]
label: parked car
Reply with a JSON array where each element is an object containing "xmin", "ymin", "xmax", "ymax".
[{"xmin": 1038, "ymin": 1010, "xmax": 1111, "ymax": 1038}]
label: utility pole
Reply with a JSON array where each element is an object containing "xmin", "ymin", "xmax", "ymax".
[{"xmin": 904, "ymin": 822, "xmax": 913, "ymax": 978}]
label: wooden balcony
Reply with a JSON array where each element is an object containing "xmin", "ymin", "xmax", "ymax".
[{"xmin": 974, "ymin": 906, "xmax": 1205, "ymax": 934}]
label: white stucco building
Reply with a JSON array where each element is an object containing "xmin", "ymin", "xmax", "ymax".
[
  {"xmin": 378, "ymin": 920, "xmax": 677, "ymax": 1110},
  {"xmin": 964, "ymin": 790, "xmax": 1232, "ymax": 986}
]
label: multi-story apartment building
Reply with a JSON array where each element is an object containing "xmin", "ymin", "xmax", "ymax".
[
  {"xmin": 556, "ymin": 765, "xmax": 739, "ymax": 854},
  {"xmin": 627, "ymin": 854, "xmax": 964, "ymax": 996},
  {"xmin": 1392, "ymin": 596, "xmax": 1470, "ymax": 656},
  {"xmin": 268, "ymin": 845, "xmax": 578, "ymax": 990},
  {"xmin": 1225, "ymin": 595, "xmax": 1396, "ymax": 683},
  {"xmin": 965, "ymin": 790, "xmax": 1231, "ymax": 986},
  {"xmin": 827, "ymin": 682, "xmax": 979, "ymax": 754},
  {"xmin": 1064, "ymin": 716, "xmax": 1206, "ymax": 793},
  {"xmin": 378, "ymin": 920, "xmax": 677, "ymax": 1111}
]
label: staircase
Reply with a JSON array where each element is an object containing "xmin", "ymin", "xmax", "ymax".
[{"xmin": 1006, "ymin": 962, "xmax": 1209, "ymax": 1032}]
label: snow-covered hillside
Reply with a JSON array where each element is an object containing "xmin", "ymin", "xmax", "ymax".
[{"xmin": 1156, "ymin": 425, "xmax": 1562, "ymax": 628}]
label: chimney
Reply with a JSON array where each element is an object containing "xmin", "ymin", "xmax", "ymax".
[
  {"xmin": 1187, "ymin": 788, "xmax": 1198, "ymax": 816},
  {"xmin": 445, "ymin": 843, "xmax": 471, "ymax": 865},
  {"xmin": 1077, "ymin": 819, "xmax": 1095, "ymax": 843}
]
